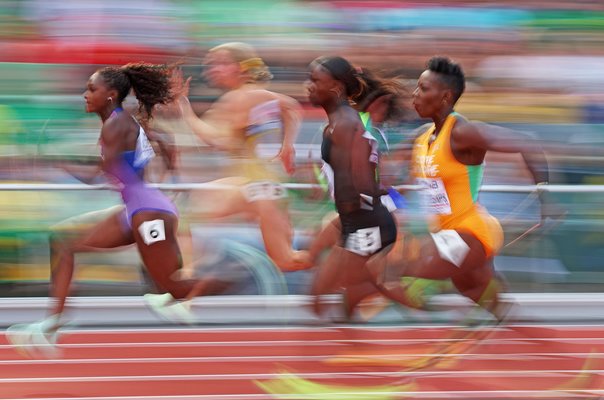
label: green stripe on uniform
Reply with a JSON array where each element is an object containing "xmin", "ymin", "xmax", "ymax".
[{"xmin": 467, "ymin": 164, "xmax": 484, "ymax": 202}]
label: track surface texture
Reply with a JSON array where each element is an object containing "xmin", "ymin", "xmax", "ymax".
[{"xmin": 2, "ymin": 323, "xmax": 604, "ymax": 399}]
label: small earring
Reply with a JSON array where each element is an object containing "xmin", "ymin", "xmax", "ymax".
[
  {"xmin": 330, "ymin": 88, "xmax": 342, "ymax": 98},
  {"xmin": 107, "ymin": 97, "xmax": 113, "ymax": 104}
]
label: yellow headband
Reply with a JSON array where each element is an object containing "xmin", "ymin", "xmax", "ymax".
[{"xmin": 239, "ymin": 57, "xmax": 265, "ymax": 72}]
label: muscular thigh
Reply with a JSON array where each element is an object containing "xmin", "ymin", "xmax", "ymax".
[
  {"xmin": 407, "ymin": 230, "xmax": 488, "ymax": 280},
  {"xmin": 51, "ymin": 205, "xmax": 125, "ymax": 244},
  {"xmin": 311, "ymin": 246, "xmax": 369, "ymax": 296},
  {"xmin": 186, "ymin": 177, "xmax": 248, "ymax": 216},
  {"xmin": 70, "ymin": 209, "xmax": 134, "ymax": 252},
  {"xmin": 132, "ymin": 211, "xmax": 179, "ymax": 259}
]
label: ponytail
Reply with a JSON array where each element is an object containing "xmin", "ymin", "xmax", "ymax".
[
  {"xmin": 355, "ymin": 68, "xmax": 412, "ymax": 123},
  {"xmin": 311, "ymin": 56, "xmax": 368, "ymax": 102},
  {"xmin": 120, "ymin": 62, "xmax": 173, "ymax": 119}
]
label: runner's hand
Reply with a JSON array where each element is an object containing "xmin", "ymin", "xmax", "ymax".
[
  {"xmin": 537, "ymin": 187, "xmax": 567, "ymax": 224},
  {"xmin": 170, "ymin": 66, "xmax": 191, "ymax": 99}
]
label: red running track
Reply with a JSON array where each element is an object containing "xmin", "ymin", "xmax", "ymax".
[{"xmin": 2, "ymin": 324, "xmax": 604, "ymax": 399}]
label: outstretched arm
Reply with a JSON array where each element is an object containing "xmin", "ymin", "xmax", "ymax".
[
  {"xmin": 454, "ymin": 121, "xmax": 565, "ymax": 222},
  {"xmin": 177, "ymin": 95, "xmax": 238, "ymax": 150},
  {"xmin": 455, "ymin": 121, "xmax": 549, "ymax": 184},
  {"xmin": 171, "ymin": 71, "xmax": 238, "ymax": 150}
]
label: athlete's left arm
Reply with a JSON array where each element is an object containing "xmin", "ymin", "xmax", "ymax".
[
  {"xmin": 276, "ymin": 93, "xmax": 302, "ymax": 175},
  {"xmin": 145, "ymin": 128, "xmax": 178, "ymax": 172},
  {"xmin": 59, "ymin": 163, "xmax": 102, "ymax": 185},
  {"xmin": 456, "ymin": 122, "xmax": 566, "ymax": 222},
  {"xmin": 63, "ymin": 119, "xmax": 126, "ymax": 184},
  {"xmin": 456, "ymin": 121, "xmax": 549, "ymax": 185}
]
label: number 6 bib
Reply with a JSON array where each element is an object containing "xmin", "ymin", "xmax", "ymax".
[{"xmin": 138, "ymin": 219, "xmax": 167, "ymax": 245}]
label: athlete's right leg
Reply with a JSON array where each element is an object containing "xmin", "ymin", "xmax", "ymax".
[
  {"xmin": 306, "ymin": 213, "xmax": 341, "ymax": 265},
  {"xmin": 186, "ymin": 177, "xmax": 253, "ymax": 221},
  {"xmin": 365, "ymin": 230, "xmax": 489, "ymax": 309},
  {"xmin": 133, "ymin": 211, "xmax": 233, "ymax": 324},
  {"xmin": 187, "ymin": 177, "xmax": 307, "ymax": 271},
  {"xmin": 51, "ymin": 208, "xmax": 135, "ymax": 316},
  {"xmin": 49, "ymin": 205, "xmax": 125, "ymax": 283},
  {"xmin": 310, "ymin": 245, "xmax": 372, "ymax": 318},
  {"xmin": 7, "ymin": 208, "xmax": 135, "ymax": 357},
  {"xmin": 364, "ymin": 243, "xmax": 422, "ymax": 310},
  {"xmin": 132, "ymin": 211, "xmax": 229, "ymax": 301},
  {"xmin": 369, "ymin": 229, "xmax": 508, "ymax": 320},
  {"xmin": 452, "ymin": 259, "xmax": 510, "ymax": 321},
  {"xmin": 254, "ymin": 197, "xmax": 312, "ymax": 271},
  {"xmin": 409, "ymin": 231, "xmax": 506, "ymax": 318}
]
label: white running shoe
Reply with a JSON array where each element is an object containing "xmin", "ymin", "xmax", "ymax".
[
  {"xmin": 6, "ymin": 317, "xmax": 61, "ymax": 359},
  {"xmin": 144, "ymin": 293, "xmax": 196, "ymax": 325}
]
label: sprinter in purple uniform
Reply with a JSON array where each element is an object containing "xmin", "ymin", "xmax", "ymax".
[{"xmin": 7, "ymin": 63, "xmax": 222, "ymax": 357}]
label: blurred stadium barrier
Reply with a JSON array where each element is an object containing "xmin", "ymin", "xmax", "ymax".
[{"xmin": 0, "ymin": 182, "xmax": 603, "ymax": 298}]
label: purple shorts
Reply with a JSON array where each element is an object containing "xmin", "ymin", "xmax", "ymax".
[{"xmin": 119, "ymin": 184, "xmax": 178, "ymax": 229}]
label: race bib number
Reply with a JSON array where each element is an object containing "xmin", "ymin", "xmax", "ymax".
[
  {"xmin": 430, "ymin": 229, "xmax": 470, "ymax": 267},
  {"xmin": 417, "ymin": 177, "xmax": 452, "ymax": 215},
  {"xmin": 242, "ymin": 181, "xmax": 288, "ymax": 202},
  {"xmin": 345, "ymin": 226, "xmax": 381, "ymax": 256},
  {"xmin": 138, "ymin": 219, "xmax": 166, "ymax": 245}
]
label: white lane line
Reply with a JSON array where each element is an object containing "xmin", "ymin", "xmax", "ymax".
[
  {"xmin": 0, "ymin": 340, "xmax": 350, "ymax": 348},
  {"xmin": 2, "ymin": 335, "xmax": 603, "ymax": 349},
  {"xmin": 3, "ymin": 323, "xmax": 599, "ymax": 335},
  {"xmin": 0, "ymin": 352, "xmax": 599, "ymax": 365},
  {"xmin": 1, "ymin": 369, "xmax": 604, "ymax": 382},
  {"xmin": 3, "ymin": 391, "xmax": 604, "ymax": 400}
]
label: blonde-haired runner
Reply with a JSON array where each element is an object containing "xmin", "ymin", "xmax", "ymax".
[{"xmin": 172, "ymin": 42, "xmax": 307, "ymax": 273}]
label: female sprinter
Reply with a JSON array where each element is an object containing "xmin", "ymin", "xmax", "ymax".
[
  {"xmin": 304, "ymin": 55, "xmax": 404, "ymax": 317},
  {"xmin": 175, "ymin": 42, "xmax": 307, "ymax": 271},
  {"xmin": 7, "ymin": 62, "xmax": 223, "ymax": 357},
  {"xmin": 300, "ymin": 64, "xmax": 438, "ymax": 318},
  {"xmin": 367, "ymin": 56, "xmax": 554, "ymax": 320}
]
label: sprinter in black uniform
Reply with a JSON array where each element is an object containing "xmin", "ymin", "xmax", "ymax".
[{"xmin": 305, "ymin": 56, "xmax": 401, "ymax": 317}]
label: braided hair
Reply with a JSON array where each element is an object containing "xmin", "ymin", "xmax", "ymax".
[{"xmin": 97, "ymin": 62, "xmax": 174, "ymax": 119}]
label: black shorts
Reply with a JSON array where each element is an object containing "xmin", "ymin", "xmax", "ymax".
[{"xmin": 339, "ymin": 204, "xmax": 397, "ymax": 256}]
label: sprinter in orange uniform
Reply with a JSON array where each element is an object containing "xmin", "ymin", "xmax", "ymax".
[{"xmin": 368, "ymin": 56, "xmax": 553, "ymax": 319}]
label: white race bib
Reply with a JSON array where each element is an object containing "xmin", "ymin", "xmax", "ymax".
[
  {"xmin": 430, "ymin": 229, "xmax": 470, "ymax": 267},
  {"xmin": 242, "ymin": 181, "xmax": 288, "ymax": 202},
  {"xmin": 345, "ymin": 226, "xmax": 381, "ymax": 256},
  {"xmin": 138, "ymin": 219, "xmax": 166, "ymax": 245},
  {"xmin": 417, "ymin": 177, "xmax": 452, "ymax": 215}
]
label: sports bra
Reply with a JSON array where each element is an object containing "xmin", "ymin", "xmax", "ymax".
[
  {"xmin": 101, "ymin": 108, "xmax": 155, "ymax": 184},
  {"xmin": 246, "ymin": 99, "xmax": 282, "ymax": 137}
]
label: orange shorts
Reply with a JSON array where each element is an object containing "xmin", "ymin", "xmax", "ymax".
[{"xmin": 440, "ymin": 207, "xmax": 503, "ymax": 258}]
